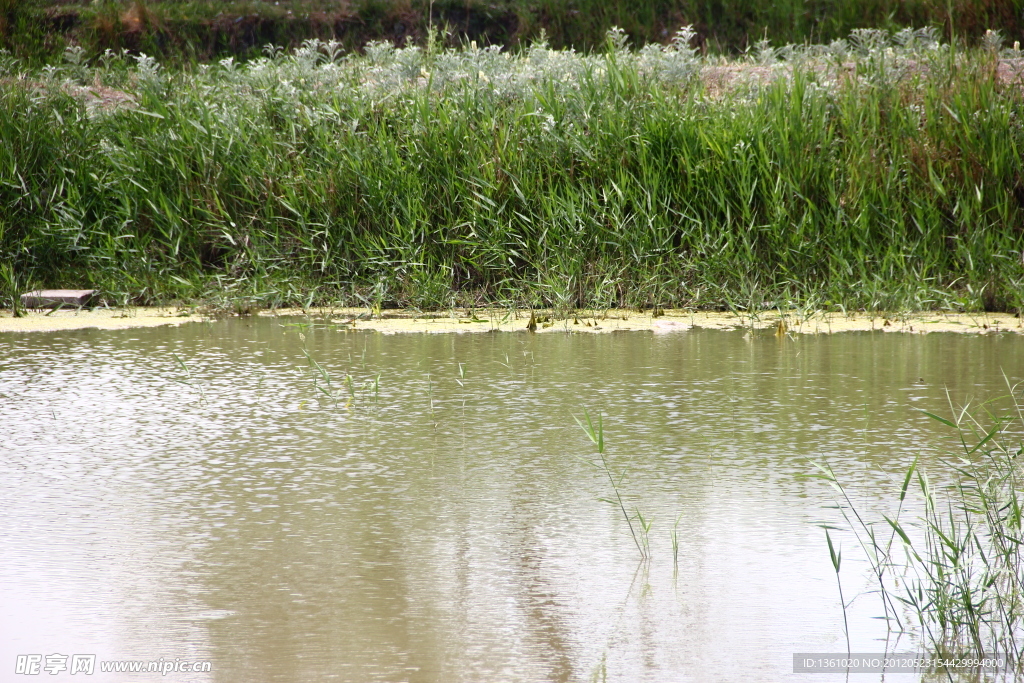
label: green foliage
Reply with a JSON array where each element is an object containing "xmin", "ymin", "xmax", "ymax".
[
  {"xmin": 1, "ymin": 30, "xmax": 1023, "ymax": 311},
  {"xmin": 2, "ymin": 0, "xmax": 1022, "ymax": 64},
  {"xmin": 576, "ymin": 408, "xmax": 649, "ymax": 559},
  {"xmin": 818, "ymin": 386, "xmax": 1024, "ymax": 665}
]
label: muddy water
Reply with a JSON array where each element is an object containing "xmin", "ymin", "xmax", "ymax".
[{"xmin": 1, "ymin": 319, "xmax": 1021, "ymax": 682}]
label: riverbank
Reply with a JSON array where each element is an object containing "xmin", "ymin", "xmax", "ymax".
[
  {"xmin": 2, "ymin": 306, "xmax": 1020, "ymax": 335},
  {"xmin": 3, "ymin": 32, "xmax": 1023, "ymax": 314}
]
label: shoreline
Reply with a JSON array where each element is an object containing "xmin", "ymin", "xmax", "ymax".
[{"xmin": 1, "ymin": 307, "xmax": 1020, "ymax": 335}]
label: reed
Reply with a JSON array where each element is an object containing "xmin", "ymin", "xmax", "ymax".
[
  {"xmin": 171, "ymin": 352, "xmax": 207, "ymax": 404},
  {"xmin": 301, "ymin": 346, "xmax": 340, "ymax": 407},
  {"xmin": 576, "ymin": 408, "xmax": 649, "ymax": 559},
  {"xmin": 818, "ymin": 386, "xmax": 1024, "ymax": 669},
  {"xmin": 670, "ymin": 511, "xmax": 682, "ymax": 566},
  {"xmin": 0, "ymin": 262, "xmax": 24, "ymax": 317},
  {"xmin": 1, "ymin": 29, "xmax": 1023, "ymax": 313}
]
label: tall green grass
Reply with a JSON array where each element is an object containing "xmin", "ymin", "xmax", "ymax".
[
  {"xmin": 1, "ymin": 29, "xmax": 1023, "ymax": 311},
  {"xmin": 818, "ymin": 386, "xmax": 1024, "ymax": 668}
]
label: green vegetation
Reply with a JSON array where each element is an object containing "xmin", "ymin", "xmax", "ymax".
[
  {"xmin": 576, "ymin": 408, "xmax": 651, "ymax": 559},
  {"xmin": 1, "ymin": 29, "xmax": 1023, "ymax": 312},
  {"xmin": 2, "ymin": 0, "xmax": 1022, "ymax": 64},
  {"xmin": 818, "ymin": 387, "xmax": 1024, "ymax": 669}
]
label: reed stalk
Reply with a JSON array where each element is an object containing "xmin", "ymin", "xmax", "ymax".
[
  {"xmin": 576, "ymin": 408, "xmax": 648, "ymax": 559},
  {"xmin": 818, "ymin": 386, "xmax": 1024, "ymax": 670}
]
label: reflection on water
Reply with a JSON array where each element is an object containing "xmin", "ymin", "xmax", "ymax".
[{"xmin": 1, "ymin": 320, "xmax": 1022, "ymax": 682}]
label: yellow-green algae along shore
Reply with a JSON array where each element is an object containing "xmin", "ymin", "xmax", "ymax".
[
  {"xmin": 0, "ymin": 307, "xmax": 205, "ymax": 333},
  {"xmin": 1, "ymin": 307, "xmax": 1022, "ymax": 335}
]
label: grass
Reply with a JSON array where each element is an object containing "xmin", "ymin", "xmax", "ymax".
[
  {"xmin": 1, "ymin": 28, "xmax": 1023, "ymax": 313},
  {"xmin": 171, "ymin": 351, "xmax": 207, "ymax": 403},
  {"xmin": 295, "ymin": 330, "xmax": 385, "ymax": 407},
  {"xmin": 817, "ymin": 385, "xmax": 1024, "ymax": 670},
  {"xmin": 576, "ymin": 408, "xmax": 650, "ymax": 559},
  {"xmin": 302, "ymin": 342, "xmax": 341, "ymax": 407},
  {"xmin": 0, "ymin": 262, "xmax": 25, "ymax": 317}
]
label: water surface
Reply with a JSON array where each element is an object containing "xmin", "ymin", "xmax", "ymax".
[{"xmin": 2, "ymin": 320, "xmax": 1021, "ymax": 682}]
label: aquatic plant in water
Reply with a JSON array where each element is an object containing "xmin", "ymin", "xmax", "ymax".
[
  {"xmin": 576, "ymin": 408, "xmax": 650, "ymax": 559},
  {"xmin": 170, "ymin": 353, "xmax": 207, "ymax": 405},
  {"xmin": 818, "ymin": 385, "xmax": 1024, "ymax": 671}
]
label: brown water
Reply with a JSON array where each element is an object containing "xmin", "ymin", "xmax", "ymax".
[{"xmin": 1, "ymin": 319, "xmax": 1022, "ymax": 682}]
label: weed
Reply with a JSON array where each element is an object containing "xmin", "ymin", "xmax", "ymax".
[
  {"xmin": 575, "ymin": 408, "xmax": 648, "ymax": 559},
  {"xmin": 817, "ymin": 386, "xmax": 1024, "ymax": 667},
  {"xmin": 299, "ymin": 333, "xmax": 340, "ymax": 407},
  {"xmin": 171, "ymin": 352, "xmax": 206, "ymax": 404}
]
